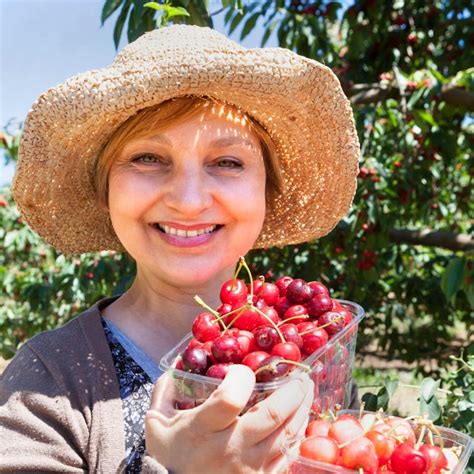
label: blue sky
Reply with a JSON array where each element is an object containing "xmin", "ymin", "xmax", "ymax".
[{"xmin": 0, "ymin": 0, "xmax": 276, "ymax": 186}]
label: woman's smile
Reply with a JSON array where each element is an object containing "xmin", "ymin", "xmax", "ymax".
[{"xmin": 150, "ymin": 222, "xmax": 224, "ymax": 248}]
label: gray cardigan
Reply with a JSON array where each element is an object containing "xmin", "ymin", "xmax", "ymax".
[{"xmin": 0, "ymin": 296, "xmax": 166, "ymax": 473}]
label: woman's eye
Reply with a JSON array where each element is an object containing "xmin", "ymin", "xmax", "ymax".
[
  {"xmin": 215, "ymin": 158, "xmax": 242, "ymax": 169},
  {"xmin": 133, "ymin": 154, "xmax": 163, "ymax": 164}
]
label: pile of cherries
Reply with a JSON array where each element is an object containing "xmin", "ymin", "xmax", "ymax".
[
  {"xmin": 175, "ymin": 258, "xmax": 353, "ymax": 383},
  {"xmin": 297, "ymin": 411, "xmax": 460, "ymax": 473}
]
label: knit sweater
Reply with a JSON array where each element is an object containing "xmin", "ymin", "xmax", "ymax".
[{"xmin": 0, "ymin": 296, "xmax": 166, "ymax": 473}]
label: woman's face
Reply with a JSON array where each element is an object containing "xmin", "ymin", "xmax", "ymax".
[{"xmin": 108, "ymin": 103, "xmax": 267, "ymax": 289}]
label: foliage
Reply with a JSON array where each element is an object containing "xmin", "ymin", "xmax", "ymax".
[{"xmin": 1, "ymin": 1, "xmax": 472, "ymax": 372}]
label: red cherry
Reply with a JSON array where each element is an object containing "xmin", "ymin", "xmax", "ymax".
[
  {"xmin": 275, "ymin": 297, "xmax": 291, "ymax": 318},
  {"xmin": 253, "ymin": 325, "xmax": 280, "ymax": 352},
  {"xmin": 296, "ymin": 321, "xmax": 317, "ymax": 333},
  {"xmin": 231, "ymin": 306, "xmax": 261, "ymax": 331},
  {"xmin": 332, "ymin": 300, "xmax": 343, "ymax": 311},
  {"xmin": 175, "ymin": 358, "xmax": 184, "ymax": 370},
  {"xmin": 181, "ymin": 347, "xmax": 209, "ymax": 375},
  {"xmin": 211, "ymin": 335, "xmax": 244, "ymax": 363},
  {"xmin": 328, "ymin": 416, "xmax": 364, "ymax": 444},
  {"xmin": 299, "ymin": 436, "xmax": 339, "ymax": 464},
  {"xmin": 318, "ymin": 311, "xmax": 345, "ymax": 336},
  {"xmin": 419, "ymin": 444, "xmax": 448, "ymax": 473},
  {"xmin": 308, "ymin": 281, "xmax": 329, "ymax": 296},
  {"xmin": 305, "ymin": 419, "xmax": 332, "ymax": 437},
  {"xmin": 255, "ymin": 355, "xmax": 290, "ymax": 382},
  {"xmin": 283, "ymin": 304, "xmax": 309, "ymax": 324},
  {"xmin": 276, "ymin": 276, "xmax": 293, "ymax": 296},
  {"xmin": 187, "ymin": 338, "xmax": 203, "ymax": 350},
  {"xmin": 338, "ymin": 308, "xmax": 353, "ymax": 325},
  {"xmin": 242, "ymin": 350, "xmax": 269, "ymax": 372},
  {"xmin": 279, "ymin": 323, "xmax": 303, "ymax": 348},
  {"xmin": 390, "ymin": 442, "xmax": 427, "ymax": 474},
  {"xmin": 307, "ymin": 294, "xmax": 333, "ymax": 319},
  {"xmin": 271, "ymin": 341, "xmax": 301, "ymax": 362},
  {"xmin": 206, "ymin": 363, "xmax": 231, "ymax": 379},
  {"xmin": 286, "ymin": 279, "xmax": 314, "ymax": 304},
  {"xmin": 301, "ymin": 328, "xmax": 329, "ymax": 356},
  {"xmin": 259, "ymin": 282, "xmax": 280, "ymax": 306},
  {"xmin": 365, "ymin": 429, "xmax": 395, "ymax": 466},
  {"xmin": 385, "ymin": 418, "xmax": 416, "ymax": 447},
  {"xmin": 340, "ymin": 437, "xmax": 379, "ymax": 473},
  {"xmin": 259, "ymin": 306, "xmax": 279, "ymax": 326},
  {"xmin": 192, "ymin": 312, "xmax": 221, "ymax": 343},
  {"xmin": 235, "ymin": 329, "xmax": 255, "ymax": 356},
  {"xmin": 220, "ymin": 278, "xmax": 248, "ymax": 306}
]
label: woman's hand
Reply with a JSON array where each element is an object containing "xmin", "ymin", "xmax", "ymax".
[{"xmin": 145, "ymin": 365, "xmax": 314, "ymax": 473}]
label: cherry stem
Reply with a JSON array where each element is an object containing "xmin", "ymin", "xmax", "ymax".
[
  {"xmin": 239, "ymin": 256, "xmax": 254, "ymax": 300},
  {"xmin": 224, "ymin": 306, "xmax": 247, "ymax": 331},
  {"xmin": 193, "ymin": 295, "xmax": 227, "ymax": 330},
  {"xmin": 231, "ymin": 260, "xmax": 244, "ymax": 290},
  {"xmin": 415, "ymin": 424, "xmax": 426, "ymax": 451},
  {"xmin": 279, "ymin": 315, "xmax": 310, "ymax": 326},
  {"xmin": 251, "ymin": 304, "xmax": 286, "ymax": 343},
  {"xmin": 318, "ymin": 314, "xmax": 345, "ymax": 331}
]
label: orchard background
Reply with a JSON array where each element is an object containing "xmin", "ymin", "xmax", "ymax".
[{"xmin": 1, "ymin": 0, "xmax": 473, "ymax": 463}]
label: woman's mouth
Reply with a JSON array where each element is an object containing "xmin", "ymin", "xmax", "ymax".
[{"xmin": 150, "ymin": 223, "xmax": 224, "ymax": 248}]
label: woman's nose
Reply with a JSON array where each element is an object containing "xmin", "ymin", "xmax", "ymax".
[{"xmin": 162, "ymin": 168, "xmax": 213, "ymax": 216}]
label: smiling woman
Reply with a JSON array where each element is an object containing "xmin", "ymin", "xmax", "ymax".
[{"xmin": 1, "ymin": 24, "xmax": 360, "ymax": 473}]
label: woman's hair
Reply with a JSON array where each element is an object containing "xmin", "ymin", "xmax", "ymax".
[{"xmin": 94, "ymin": 96, "xmax": 283, "ymax": 208}]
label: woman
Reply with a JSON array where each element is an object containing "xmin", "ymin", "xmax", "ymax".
[{"xmin": 0, "ymin": 25, "xmax": 359, "ymax": 473}]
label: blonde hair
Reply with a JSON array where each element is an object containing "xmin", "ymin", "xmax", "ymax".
[{"xmin": 94, "ymin": 96, "xmax": 283, "ymax": 208}]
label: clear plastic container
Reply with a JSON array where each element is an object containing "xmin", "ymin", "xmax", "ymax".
[
  {"xmin": 159, "ymin": 299, "xmax": 364, "ymax": 412},
  {"xmin": 282, "ymin": 409, "xmax": 474, "ymax": 473}
]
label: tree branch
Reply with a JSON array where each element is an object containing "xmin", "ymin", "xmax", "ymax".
[
  {"xmin": 345, "ymin": 83, "xmax": 474, "ymax": 111},
  {"xmin": 388, "ymin": 229, "xmax": 474, "ymax": 251}
]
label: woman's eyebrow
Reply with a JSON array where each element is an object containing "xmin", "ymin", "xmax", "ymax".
[{"xmin": 148, "ymin": 134, "xmax": 257, "ymax": 150}]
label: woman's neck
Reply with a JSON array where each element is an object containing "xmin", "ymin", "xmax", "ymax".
[{"xmin": 101, "ymin": 267, "xmax": 233, "ymax": 363}]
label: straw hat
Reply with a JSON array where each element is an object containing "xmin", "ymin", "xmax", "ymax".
[{"xmin": 13, "ymin": 24, "xmax": 359, "ymax": 255}]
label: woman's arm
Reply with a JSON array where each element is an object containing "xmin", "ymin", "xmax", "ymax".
[{"xmin": 0, "ymin": 344, "xmax": 87, "ymax": 473}]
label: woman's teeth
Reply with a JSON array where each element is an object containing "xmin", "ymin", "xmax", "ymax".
[{"xmin": 157, "ymin": 224, "xmax": 218, "ymax": 237}]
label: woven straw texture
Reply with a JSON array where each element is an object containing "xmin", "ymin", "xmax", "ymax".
[{"xmin": 13, "ymin": 25, "xmax": 360, "ymax": 255}]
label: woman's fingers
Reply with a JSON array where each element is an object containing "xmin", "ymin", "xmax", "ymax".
[
  {"xmin": 192, "ymin": 364, "xmax": 256, "ymax": 432},
  {"xmin": 239, "ymin": 373, "xmax": 313, "ymax": 445},
  {"xmin": 148, "ymin": 371, "xmax": 178, "ymax": 419}
]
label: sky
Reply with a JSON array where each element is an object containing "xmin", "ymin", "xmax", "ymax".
[{"xmin": 0, "ymin": 0, "xmax": 277, "ymax": 186}]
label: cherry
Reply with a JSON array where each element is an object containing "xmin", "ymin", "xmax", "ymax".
[
  {"xmin": 231, "ymin": 306, "xmax": 261, "ymax": 331},
  {"xmin": 390, "ymin": 442, "xmax": 427, "ymax": 474},
  {"xmin": 327, "ymin": 416, "xmax": 364, "ymax": 444},
  {"xmin": 318, "ymin": 311, "xmax": 345, "ymax": 336},
  {"xmin": 226, "ymin": 328, "xmax": 255, "ymax": 356},
  {"xmin": 206, "ymin": 363, "xmax": 231, "ymax": 379},
  {"xmin": 175, "ymin": 358, "xmax": 184, "ymax": 370},
  {"xmin": 220, "ymin": 278, "xmax": 248, "ymax": 306},
  {"xmin": 279, "ymin": 323, "xmax": 303, "ymax": 348},
  {"xmin": 276, "ymin": 275, "xmax": 293, "ymax": 296},
  {"xmin": 211, "ymin": 335, "xmax": 244, "ymax": 363},
  {"xmin": 181, "ymin": 346, "xmax": 209, "ymax": 375},
  {"xmin": 339, "ymin": 308, "xmax": 353, "ymax": 325},
  {"xmin": 253, "ymin": 325, "xmax": 280, "ymax": 352},
  {"xmin": 255, "ymin": 355, "xmax": 290, "ymax": 382},
  {"xmin": 299, "ymin": 436, "xmax": 339, "ymax": 464},
  {"xmin": 340, "ymin": 437, "xmax": 379, "ymax": 473},
  {"xmin": 419, "ymin": 445, "xmax": 448, "ymax": 474},
  {"xmin": 301, "ymin": 327, "xmax": 329, "ymax": 356},
  {"xmin": 283, "ymin": 304, "xmax": 309, "ymax": 324},
  {"xmin": 187, "ymin": 338, "xmax": 203, "ymax": 350},
  {"xmin": 274, "ymin": 296, "xmax": 291, "ymax": 318},
  {"xmin": 192, "ymin": 312, "xmax": 221, "ymax": 343},
  {"xmin": 305, "ymin": 419, "xmax": 332, "ymax": 437},
  {"xmin": 296, "ymin": 321, "xmax": 317, "ymax": 333},
  {"xmin": 253, "ymin": 281, "xmax": 279, "ymax": 306},
  {"xmin": 286, "ymin": 278, "xmax": 313, "ymax": 304},
  {"xmin": 217, "ymin": 303, "xmax": 233, "ymax": 325},
  {"xmin": 306, "ymin": 294, "xmax": 333, "ymax": 319},
  {"xmin": 259, "ymin": 306, "xmax": 279, "ymax": 326},
  {"xmin": 308, "ymin": 281, "xmax": 329, "ymax": 296},
  {"xmin": 365, "ymin": 429, "xmax": 395, "ymax": 466},
  {"xmin": 385, "ymin": 418, "xmax": 416, "ymax": 447},
  {"xmin": 242, "ymin": 350, "xmax": 269, "ymax": 372},
  {"xmin": 271, "ymin": 341, "xmax": 301, "ymax": 362}
]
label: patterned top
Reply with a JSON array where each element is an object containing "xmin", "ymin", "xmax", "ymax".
[{"xmin": 102, "ymin": 319, "xmax": 153, "ymax": 472}]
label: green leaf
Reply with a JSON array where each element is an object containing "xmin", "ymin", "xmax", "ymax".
[
  {"xmin": 143, "ymin": 1, "xmax": 164, "ymax": 11},
  {"xmin": 420, "ymin": 393, "xmax": 441, "ymax": 421},
  {"xmin": 229, "ymin": 11, "xmax": 245, "ymax": 35},
  {"xmin": 420, "ymin": 377, "xmax": 440, "ymax": 402},
  {"xmin": 416, "ymin": 110, "xmax": 436, "ymax": 127},
  {"xmin": 361, "ymin": 392, "xmax": 379, "ymax": 411},
  {"xmin": 101, "ymin": 0, "xmax": 124, "ymax": 25},
  {"xmin": 261, "ymin": 18, "xmax": 279, "ymax": 47},
  {"xmin": 440, "ymin": 257, "xmax": 465, "ymax": 305},
  {"xmin": 384, "ymin": 377, "xmax": 399, "ymax": 398},
  {"xmin": 164, "ymin": 5, "xmax": 190, "ymax": 19},
  {"xmin": 114, "ymin": 0, "xmax": 132, "ymax": 49},
  {"xmin": 240, "ymin": 12, "xmax": 259, "ymax": 41}
]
